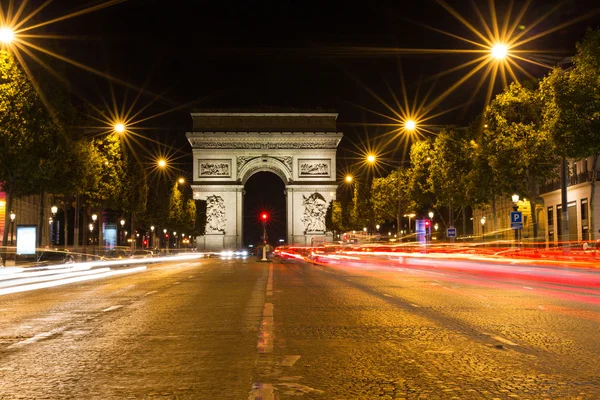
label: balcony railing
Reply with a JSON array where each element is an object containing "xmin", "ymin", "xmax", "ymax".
[{"xmin": 540, "ymin": 171, "xmax": 600, "ymax": 193}]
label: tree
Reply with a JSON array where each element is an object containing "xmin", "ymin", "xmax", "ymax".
[
  {"xmin": 406, "ymin": 140, "xmax": 434, "ymax": 210},
  {"xmin": 0, "ymin": 50, "xmax": 77, "ymax": 249},
  {"xmin": 540, "ymin": 28, "xmax": 600, "ymax": 240},
  {"xmin": 483, "ymin": 81, "xmax": 559, "ymax": 241},
  {"xmin": 184, "ymin": 199, "xmax": 197, "ymax": 234},
  {"xmin": 428, "ymin": 126, "xmax": 477, "ymax": 234},
  {"xmin": 168, "ymin": 182, "xmax": 184, "ymax": 228},
  {"xmin": 371, "ymin": 168, "xmax": 414, "ymax": 234}
]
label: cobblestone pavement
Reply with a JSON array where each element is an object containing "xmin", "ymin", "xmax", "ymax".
[
  {"xmin": 260, "ymin": 259, "xmax": 600, "ymax": 399},
  {"xmin": 1, "ymin": 256, "xmax": 599, "ymax": 399}
]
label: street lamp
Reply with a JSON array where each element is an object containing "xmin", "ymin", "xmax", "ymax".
[
  {"xmin": 404, "ymin": 119, "xmax": 417, "ymax": 131},
  {"xmin": 491, "ymin": 43, "xmax": 509, "ymax": 60},
  {"xmin": 150, "ymin": 225, "xmax": 155, "ymax": 249},
  {"xmin": 158, "ymin": 159, "xmax": 167, "ymax": 168},
  {"xmin": 120, "ymin": 219, "xmax": 125, "ymax": 246},
  {"xmin": 9, "ymin": 211, "xmax": 16, "ymax": 246},
  {"xmin": 345, "ymin": 175, "xmax": 353, "ymax": 183},
  {"xmin": 480, "ymin": 217, "xmax": 486, "ymax": 246},
  {"xmin": 114, "ymin": 122, "xmax": 126, "ymax": 134},
  {"xmin": 0, "ymin": 27, "xmax": 14, "ymax": 44},
  {"xmin": 178, "ymin": 177, "xmax": 185, "ymax": 185},
  {"xmin": 163, "ymin": 228, "xmax": 168, "ymax": 253},
  {"xmin": 89, "ymin": 223, "xmax": 95, "ymax": 255}
]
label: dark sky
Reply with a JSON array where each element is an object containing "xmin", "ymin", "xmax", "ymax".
[{"xmin": 10, "ymin": 0, "xmax": 600, "ymax": 244}]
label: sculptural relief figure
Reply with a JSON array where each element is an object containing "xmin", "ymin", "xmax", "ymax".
[
  {"xmin": 200, "ymin": 162, "xmax": 230, "ymax": 176},
  {"xmin": 301, "ymin": 192, "xmax": 327, "ymax": 233},
  {"xmin": 206, "ymin": 195, "xmax": 226, "ymax": 233}
]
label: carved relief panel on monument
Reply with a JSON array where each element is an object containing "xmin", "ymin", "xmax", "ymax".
[
  {"xmin": 198, "ymin": 159, "xmax": 231, "ymax": 178},
  {"xmin": 301, "ymin": 192, "xmax": 328, "ymax": 233},
  {"xmin": 205, "ymin": 195, "xmax": 226, "ymax": 234},
  {"xmin": 298, "ymin": 159, "xmax": 330, "ymax": 177}
]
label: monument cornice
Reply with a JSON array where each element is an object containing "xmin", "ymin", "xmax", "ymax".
[{"xmin": 186, "ymin": 132, "xmax": 343, "ymax": 149}]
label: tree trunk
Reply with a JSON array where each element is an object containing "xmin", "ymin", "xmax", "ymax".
[
  {"xmin": 529, "ymin": 198, "xmax": 538, "ymax": 245},
  {"xmin": 461, "ymin": 206, "xmax": 466, "ymax": 240},
  {"xmin": 589, "ymin": 153, "xmax": 598, "ymax": 241},
  {"xmin": 98, "ymin": 207, "xmax": 104, "ymax": 252},
  {"xmin": 63, "ymin": 199, "xmax": 69, "ymax": 247},
  {"xmin": 491, "ymin": 185, "xmax": 499, "ymax": 241},
  {"xmin": 1, "ymin": 183, "xmax": 15, "ymax": 266},
  {"xmin": 38, "ymin": 189, "xmax": 45, "ymax": 247}
]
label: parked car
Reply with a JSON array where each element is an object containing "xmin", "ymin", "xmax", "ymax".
[
  {"xmin": 101, "ymin": 249, "xmax": 130, "ymax": 260},
  {"xmin": 36, "ymin": 249, "xmax": 75, "ymax": 266},
  {"xmin": 130, "ymin": 250, "xmax": 154, "ymax": 259}
]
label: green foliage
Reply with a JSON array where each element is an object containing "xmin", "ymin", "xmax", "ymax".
[
  {"xmin": 484, "ymin": 81, "xmax": 558, "ymax": 197},
  {"xmin": 118, "ymin": 151, "xmax": 148, "ymax": 214},
  {"xmin": 371, "ymin": 168, "xmax": 414, "ymax": 227},
  {"xmin": 326, "ymin": 200, "xmax": 344, "ymax": 233},
  {"xmin": 184, "ymin": 199, "xmax": 197, "ymax": 233},
  {"xmin": 541, "ymin": 28, "xmax": 600, "ymax": 158},
  {"xmin": 428, "ymin": 127, "xmax": 476, "ymax": 211},
  {"xmin": 406, "ymin": 140, "xmax": 434, "ymax": 209},
  {"xmin": 168, "ymin": 182, "xmax": 184, "ymax": 226},
  {"xmin": 350, "ymin": 179, "xmax": 373, "ymax": 230}
]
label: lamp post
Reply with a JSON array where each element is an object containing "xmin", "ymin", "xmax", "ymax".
[
  {"xmin": 434, "ymin": 223, "xmax": 439, "ymax": 241},
  {"xmin": 120, "ymin": 219, "xmax": 125, "ymax": 246},
  {"xmin": 173, "ymin": 232, "xmax": 177, "ymax": 250},
  {"xmin": 150, "ymin": 225, "xmax": 155, "ymax": 249},
  {"xmin": 89, "ymin": 223, "xmax": 94, "ymax": 256},
  {"xmin": 9, "ymin": 211, "xmax": 16, "ymax": 246},
  {"xmin": 480, "ymin": 216, "xmax": 486, "ymax": 246},
  {"xmin": 163, "ymin": 228, "xmax": 168, "ymax": 254},
  {"xmin": 511, "ymin": 194, "xmax": 519, "ymax": 245},
  {"xmin": 428, "ymin": 211, "xmax": 434, "ymax": 243}
]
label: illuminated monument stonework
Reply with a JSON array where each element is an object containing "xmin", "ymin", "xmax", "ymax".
[{"xmin": 186, "ymin": 111, "xmax": 343, "ymax": 250}]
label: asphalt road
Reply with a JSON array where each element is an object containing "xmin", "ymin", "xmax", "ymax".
[{"xmin": 1, "ymin": 256, "xmax": 599, "ymax": 399}]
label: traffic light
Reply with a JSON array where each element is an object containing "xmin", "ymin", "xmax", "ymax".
[
  {"xmin": 261, "ymin": 212, "xmax": 268, "ymax": 222},
  {"xmin": 425, "ymin": 220, "xmax": 430, "ymax": 227}
]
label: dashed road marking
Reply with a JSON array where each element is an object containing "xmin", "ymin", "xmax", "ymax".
[
  {"xmin": 491, "ymin": 335, "xmax": 519, "ymax": 346},
  {"xmin": 102, "ymin": 305, "xmax": 123, "ymax": 312},
  {"xmin": 144, "ymin": 291, "xmax": 158, "ymax": 296},
  {"xmin": 383, "ymin": 293, "xmax": 392, "ymax": 297},
  {"xmin": 523, "ymin": 286, "xmax": 533, "ymax": 290},
  {"xmin": 8, "ymin": 326, "xmax": 68, "ymax": 349}
]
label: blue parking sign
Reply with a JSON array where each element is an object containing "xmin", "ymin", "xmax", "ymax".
[
  {"xmin": 447, "ymin": 227, "xmax": 457, "ymax": 237},
  {"xmin": 510, "ymin": 211, "xmax": 523, "ymax": 229}
]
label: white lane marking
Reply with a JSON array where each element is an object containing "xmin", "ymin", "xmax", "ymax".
[
  {"xmin": 523, "ymin": 286, "xmax": 533, "ymax": 290},
  {"xmin": 8, "ymin": 326, "xmax": 68, "ymax": 349},
  {"xmin": 172, "ymin": 282, "xmax": 181, "ymax": 285},
  {"xmin": 188, "ymin": 276, "xmax": 194, "ymax": 278},
  {"xmin": 411, "ymin": 304, "xmax": 421, "ymax": 308},
  {"xmin": 383, "ymin": 293, "xmax": 392, "ymax": 297},
  {"xmin": 491, "ymin": 335, "xmax": 519, "ymax": 346},
  {"xmin": 144, "ymin": 290, "xmax": 158, "ymax": 296},
  {"xmin": 102, "ymin": 305, "xmax": 123, "ymax": 312},
  {"xmin": 0, "ymin": 266, "xmax": 147, "ymax": 296},
  {"xmin": 539, "ymin": 305, "xmax": 545, "ymax": 310},
  {"xmin": 280, "ymin": 355, "xmax": 301, "ymax": 367}
]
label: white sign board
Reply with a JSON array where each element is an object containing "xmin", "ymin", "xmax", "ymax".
[{"xmin": 16, "ymin": 225, "xmax": 37, "ymax": 255}]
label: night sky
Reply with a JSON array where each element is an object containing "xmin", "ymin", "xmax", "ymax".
[{"xmin": 8, "ymin": 0, "xmax": 600, "ymax": 245}]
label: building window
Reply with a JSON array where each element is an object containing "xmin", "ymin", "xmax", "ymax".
[{"xmin": 581, "ymin": 198, "xmax": 588, "ymax": 221}]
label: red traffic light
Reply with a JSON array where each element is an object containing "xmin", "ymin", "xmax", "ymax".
[
  {"xmin": 261, "ymin": 213, "xmax": 268, "ymax": 221},
  {"xmin": 425, "ymin": 220, "xmax": 430, "ymax": 227}
]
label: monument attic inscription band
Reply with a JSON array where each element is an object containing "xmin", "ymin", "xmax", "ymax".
[{"xmin": 186, "ymin": 112, "xmax": 343, "ymax": 251}]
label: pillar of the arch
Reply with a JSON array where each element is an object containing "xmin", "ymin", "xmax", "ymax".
[
  {"xmin": 193, "ymin": 185, "xmax": 243, "ymax": 251},
  {"xmin": 287, "ymin": 185, "xmax": 337, "ymax": 246}
]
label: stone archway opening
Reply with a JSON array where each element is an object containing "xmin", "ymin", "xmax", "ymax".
[{"xmin": 243, "ymin": 171, "xmax": 286, "ymax": 247}]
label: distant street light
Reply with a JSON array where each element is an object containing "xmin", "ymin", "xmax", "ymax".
[
  {"xmin": 178, "ymin": 177, "xmax": 185, "ymax": 184},
  {"xmin": 158, "ymin": 159, "xmax": 167, "ymax": 168},
  {"xmin": 491, "ymin": 44, "xmax": 508, "ymax": 60},
  {"xmin": 51, "ymin": 205, "xmax": 58, "ymax": 215},
  {"xmin": 404, "ymin": 119, "xmax": 417, "ymax": 131},
  {"xmin": 367, "ymin": 154, "xmax": 376, "ymax": 163},
  {"xmin": 404, "ymin": 213, "xmax": 416, "ymax": 239},
  {"xmin": 345, "ymin": 175, "xmax": 353, "ymax": 183},
  {"xmin": 512, "ymin": 194, "xmax": 520, "ymax": 244},
  {"xmin": 114, "ymin": 122, "xmax": 126, "ymax": 134}
]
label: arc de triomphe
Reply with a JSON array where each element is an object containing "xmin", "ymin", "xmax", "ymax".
[{"xmin": 186, "ymin": 112, "xmax": 343, "ymax": 250}]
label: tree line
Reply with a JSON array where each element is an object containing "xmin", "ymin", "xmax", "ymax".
[
  {"xmin": 0, "ymin": 49, "xmax": 200, "ymax": 254},
  {"xmin": 327, "ymin": 29, "xmax": 600, "ymax": 242}
]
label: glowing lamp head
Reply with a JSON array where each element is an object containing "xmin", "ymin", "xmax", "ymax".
[
  {"xmin": 0, "ymin": 27, "xmax": 15, "ymax": 44},
  {"xmin": 345, "ymin": 175, "xmax": 353, "ymax": 183},
  {"xmin": 158, "ymin": 159, "xmax": 167, "ymax": 168},
  {"xmin": 178, "ymin": 177, "xmax": 185, "ymax": 184},
  {"xmin": 367, "ymin": 154, "xmax": 376, "ymax": 163},
  {"xmin": 491, "ymin": 44, "xmax": 508, "ymax": 60},
  {"xmin": 114, "ymin": 122, "xmax": 126, "ymax": 134},
  {"xmin": 404, "ymin": 119, "xmax": 417, "ymax": 131}
]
